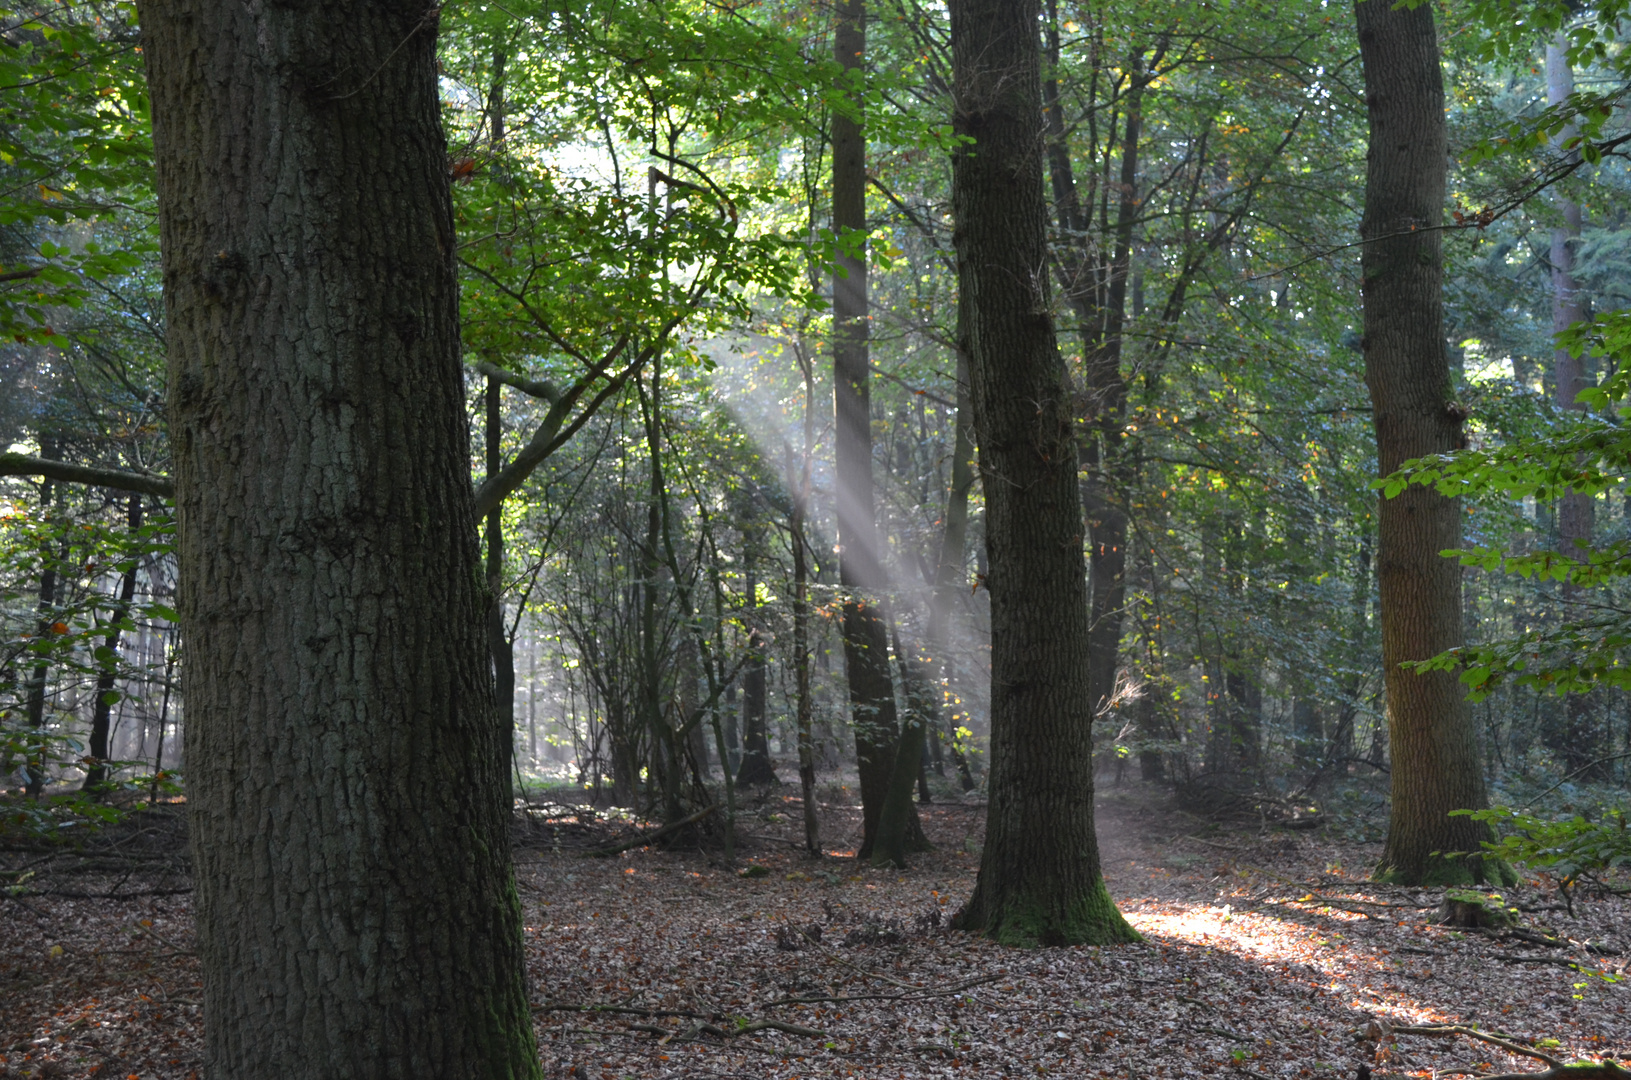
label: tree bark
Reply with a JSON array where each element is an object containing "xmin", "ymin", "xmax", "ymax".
[
  {"xmin": 946, "ymin": 0, "xmax": 1137, "ymax": 946},
  {"xmin": 1355, "ymin": 0, "xmax": 1505, "ymax": 887},
  {"xmin": 138, "ymin": 1, "xmax": 541, "ymax": 1074}
]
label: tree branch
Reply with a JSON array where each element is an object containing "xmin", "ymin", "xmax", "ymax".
[
  {"xmin": 473, "ymin": 359, "xmax": 562, "ymax": 403},
  {"xmin": 0, "ymin": 453, "xmax": 173, "ymax": 499}
]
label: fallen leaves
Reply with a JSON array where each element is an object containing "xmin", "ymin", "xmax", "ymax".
[{"xmin": 4, "ymin": 792, "xmax": 1630, "ymax": 1079}]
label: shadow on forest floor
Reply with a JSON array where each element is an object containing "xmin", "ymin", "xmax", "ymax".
[{"xmin": 2, "ymin": 782, "xmax": 1628, "ymax": 1079}]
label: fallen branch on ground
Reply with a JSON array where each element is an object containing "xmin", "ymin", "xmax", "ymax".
[
  {"xmin": 762, "ymin": 971, "xmax": 1005, "ymax": 1008},
  {"xmin": 1388, "ymin": 1024, "xmax": 1631, "ymax": 1080},
  {"xmin": 585, "ymin": 803, "xmax": 717, "ymax": 857}
]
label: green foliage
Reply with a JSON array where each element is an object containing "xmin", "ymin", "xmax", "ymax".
[
  {"xmin": 0, "ymin": 717, "xmax": 176, "ymax": 837},
  {"xmin": 0, "ymin": 1, "xmax": 154, "ymax": 345},
  {"xmin": 1386, "ymin": 310, "xmax": 1631, "ymax": 699},
  {"xmin": 1453, "ymin": 805, "xmax": 1631, "ymax": 892}
]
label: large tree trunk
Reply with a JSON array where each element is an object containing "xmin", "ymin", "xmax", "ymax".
[
  {"xmin": 1355, "ymin": 0, "xmax": 1504, "ymax": 887},
  {"xmin": 946, "ymin": 0, "xmax": 1137, "ymax": 946},
  {"xmin": 138, "ymin": 1, "xmax": 541, "ymax": 1075}
]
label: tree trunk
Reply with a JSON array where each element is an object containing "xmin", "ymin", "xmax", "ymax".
[
  {"xmin": 1081, "ymin": 56, "xmax": 1143, "ymax": 738},
  {"xmin": 1545, "ymin": 41, "xmax": 1607, "ymax": 780},
  {"xmin": 872, "ymin": 623, "xmax": 932, "ymax": 867},
  {"xmin": 1355, "ymin": 0, "xmax": 1505, "ymax": 887},
  {"xmin": 138, "ymin": 1, "xmax": 541, "ymax": 1074},
  {"xmin": 487, "ymin": 376, "xmax": 516, "ymax": 791},
  {"xmin": 831, "ymin": 0, "xmax": 918, "ymax": 856},
  {"xmin": 946, "ymin": 0, "xmax": 1137, "ymax": 946},
  {"xmin": 789, "ymin": 355, "xmax": 821, "ymax": 855},
  {"xmin": 932, "ymin": 342, "xmax": 979, "ymax": 792},
  {"xmin": 736, "ymin": 550, "xmax": 778, "ymax": 786},
  {"xmin": 22, "ymin": 450, "xmax": 61, "ymax": 799},
  {"xmin": 83, "ymin": 492, "xmax": 144, "ymax": 792}
]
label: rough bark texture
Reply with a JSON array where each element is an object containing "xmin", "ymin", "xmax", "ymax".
[
  {"xmin": 138, "ymin": 1, "xmax": 542, "ymax": 1075},
  {"xmin": 1355, "ymin": 0, "xmax": 1504, "ymax": 888},
  {"xmin": 946, "ymin": 0, "xmax": 1137, "ymax": 947}
]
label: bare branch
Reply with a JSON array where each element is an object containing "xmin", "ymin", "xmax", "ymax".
[
  {"xmin": 473, "ymin": 359, "xmax": 562, "ymax": 403},
  {"xmin": 0, "ymin": 453, "xmax": 173, "ymax": 499}
]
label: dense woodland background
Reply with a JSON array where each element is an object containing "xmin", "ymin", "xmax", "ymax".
[
  {"xmin": 3, "ymin": 0, "xmax": 1628, "ymax": 833},
  {"xmin": 6, "ymin": 0, "xmax": 1631, "ymax": 1077}
]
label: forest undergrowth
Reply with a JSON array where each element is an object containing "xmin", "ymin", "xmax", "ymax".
[{"xmin": 1, "ymin": 786, "xmax": 1627, "ymax": 1080}]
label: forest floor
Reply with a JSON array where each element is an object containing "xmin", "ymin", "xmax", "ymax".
[{"xmin": 2, "ymin": 781, "xmax": 1628, "ymax": 1080}]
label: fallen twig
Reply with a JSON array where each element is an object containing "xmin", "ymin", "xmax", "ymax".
[
  {"xmin": 532, "ymin": 1002, "xmax": 712, "ymax": 1020},
  {"xmin": 761, "ymin": 971, "xmax": 1005, "ymax": 1008}
]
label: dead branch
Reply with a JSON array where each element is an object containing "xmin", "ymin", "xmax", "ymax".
[
  {"xmin": 585, "ymin": 803, "xmax": 717, "ymax": 857},
  {"xmin": 762, "ymin": 971, "xmax": 1005, "ymax": 1008},
  {"xmin": 1389, "ymin": 1025, "xmax": 1565, "ymax": 1068},
  {"xmin": 532, "ymin": 1002, "xmax": 711, "ymax": 1020}
]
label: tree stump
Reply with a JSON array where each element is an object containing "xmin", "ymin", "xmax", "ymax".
[{"xmin": 1438, "ymin": 890, "xmax": 1517, "ymax": 928}]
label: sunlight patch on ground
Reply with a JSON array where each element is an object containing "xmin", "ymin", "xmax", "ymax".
[{"xmin": 1128, "ymin": 900, "xmax": 1455, "ymax": 1026}]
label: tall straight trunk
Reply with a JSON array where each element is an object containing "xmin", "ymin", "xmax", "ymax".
[
  {"xmin": 1082, "ymin": 57, "xmax": 1143, "ymax": 731},
  {"xmin": 22, "ymin": 450, "xmax": 60, "ymax": 798},
  {"xmin": 831, "ymin": 0, "xmax": 919, "ymax": 857},
  {"xmin": 789, "ymin": 353, "xmax": 821, "ymax": 854},
  {"xmin": 486, "ymin": 45, "xmax": 515, "ymax": 790},
  {"xmin": 946, "ymin": 0, "xmax": 1137, "ymax": 946},
  {"xmin": 83, "ymin": 492, "xmax": 145, "ymax": 792},
  {"xmin": 1355, "ymin": 0, "xmax": 1504, "ymax": 887},
  {"xmin": 929, "ymin": 342, "xmax": 977, "ymax": 792},
  {"xmin": 487, "ymin": 376, "xmax": 516, "ymax": 788},
  {"xmin": 1545, "ymin": 41, "xmax": 1606, "ymax": 779},
  {"xmin": 679, "ymin": 634, "xmax": 710, "ymax": 778},
  {"xmin": 138, "ymin": 1, "xmax": 541, "ymax": 1074},
  {"xmin": 1044, "ymin": 12, "xmax": 1143, "ymax": 729},
  {"xmin": 640, "ymin": 368, "xmax": 684, "ymax": 822},
  {"xmin": 736, "ymin": 549, "xmax": 778, "ymax": 786}
]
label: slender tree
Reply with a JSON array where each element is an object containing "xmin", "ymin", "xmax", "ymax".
[
  {"xmin": 946, "ymin": 0, "xmax": 1137, "ymax": 946},
  {"xmin": 136, "ymin": 0, "xmax": 542, "ymax": 1074},
  {"xmin": 82, "ymin": 492, "xmax": 144, "ymax": 792},
  {"xmin": 1544, "ymin": 40, "xmax": 1606, "ymax": 779},
  {"xmin": 831, "ymin": 0, "xmax": 913, "ymax": 856},
  {"xmin": 1355, "ymin": 0, "xmax": 1506, "ymax": 886}
]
